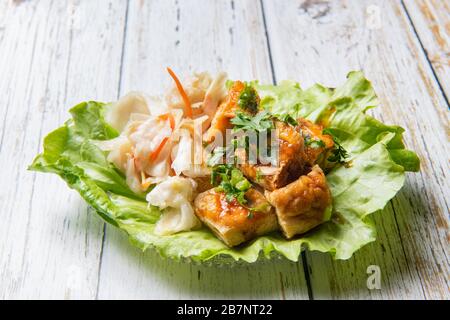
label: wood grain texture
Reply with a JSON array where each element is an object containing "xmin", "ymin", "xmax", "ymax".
[
  {"xmin": 403, "ymin": 0, "xmax": 450, "ymax": 99},
  {"xmin": 96, "ymin": 0, "xmax": 310, "ymax": 300},
  {"xmin": 1, "ymin": 0, "xmax": 448, "ymax": 300},
  {"xmin": 262, "ymin": 0, "xmax": 449, "ymax": 299},
  {"xmin": 0, "ymin": 0, "xmax": 127, "ymax": 299}
]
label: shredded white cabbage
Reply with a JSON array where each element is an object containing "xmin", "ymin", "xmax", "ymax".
[
  {"xmin": 171, "ymin": 129, "xmax": 193, "ymax": 176},
  {"xmin": 201, "ymin": 72, "xmax": 228, "ymax": 129},
  {"xmin": 105, "ymin": 92, "xmax": 151, "ymax": 132},
  {"xmin": 165, "ymin": 72, "xmax": 212, "ymax": 110},
  {"xmin": 102, "ymin": 72, "xmax": 228, "ymax": 234},
  {"xmin": 146, "ymin": 177, "xmax": 201, "ymax": 235}
]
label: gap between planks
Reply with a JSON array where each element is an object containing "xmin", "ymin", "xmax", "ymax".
[
  {"xmin": 95, "ymin": 0, "xmax": 131, "ymax": 300},
  {"xmin": 76, "ymin": 0, "xmax": 448, "ymax": 300},
  {"xmin": 259, "ymin": 0, "xmax": 315, "ymax": 300},
  {"xmin": 94, "ymin": 0, "xmax": 309, "ymax": 300},
  {"xmin": 400, "ymin": 0, "xmax": 449, "ymax": 108},
  {"xmin": 261, "ymin": 0, "xmax": 449, "ymax": 299}
]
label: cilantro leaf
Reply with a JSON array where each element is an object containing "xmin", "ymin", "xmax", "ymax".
[
  {"xmin": 238, "ymin": 84, "xmax": 259, "ymax": 113},
  {"xmin": 304, "ymin": 135, "xmax": 326, "ymax": 149},
  {"xmin": 211, "ymin": 165, "xmax": 252, "ymax": 206},
  {"xmin": 323, "ymin": 128, "xmax": 349, "ymax": 163},
  {"xmin": 272, "ymin": 113, "xmax": 298, "ymax": 126},
  {"xmin": 231, "ymin": 110, "xmax": 274, "ymax": 133},
  {"xmin": 207, "ymin": 146, "xmax": 228, "ymax": 167}
]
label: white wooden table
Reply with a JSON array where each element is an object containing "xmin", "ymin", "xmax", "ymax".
[{"xmin": 1, "ymin": 0, "xmax": 448, "ymax": 300}]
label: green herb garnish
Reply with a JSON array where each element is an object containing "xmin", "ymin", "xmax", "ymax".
[
  {"xmin": 255, "ymin": 169, "xmax": 263, "ymax": 182},
  {"xmin": 231, "ymin": 110, "xmax": 274, "ymax": 133},
  {"xmin": 327, "ymin": 142, "xmax": 348, "ymax": 163},
  {"xmin": 304, "ymin": 135, "xmax": 326, "ymax": 149},
  {"xmin": 211, "ymin": 165, "xmax": 252, "ymax": 206},
  {"xmin": 323, "ymin": 128, "xmax": 349, "ymax": 163},
  {"xmin": 238, "ymin": 84, "xmax": 259, "ymax": 113},
  {"xmin": 206, "ymin": 146, "xmax": 228, "ymax": 167},
  {"xmin": 273, "ymin": 113, "xmax": 298, "ymax": 126}
]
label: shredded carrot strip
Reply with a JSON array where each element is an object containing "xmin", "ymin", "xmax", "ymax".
[
  {"xmin": 167, "ymin": 67, "xmax": 193, "ymax": 118},
  {"xmin": 158, "ymin": 113, "xmax": 175, "ymax": 130},
  {"xmin": 149, "ymin": 137, "xmax": 169, "ymax": 162},
  {"xmin": 229, "ymin": 80, "xmax": 246, "ymax": 107}
]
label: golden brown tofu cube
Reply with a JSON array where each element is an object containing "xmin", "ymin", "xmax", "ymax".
[
  {"xmin": 296, "ymin": 118, "xmax": 334, "ymax": 167},
  {"xmin": 264, "ymin": 165, "xmax": 332, "ymax": 238},
  {"xmin": 194, "ymin": 188, "xmax": 278, "ymax": 247},
  {"xmin": 237, "ymin": 120, "xmax": 304, "ymax": 191},
  {"xmin": 192, "ymin": 176, "xmax": 214, "ymax": 193},
  {"xmin": 204, "ymin": 81, "xmax": 246, "ymax": 143}
]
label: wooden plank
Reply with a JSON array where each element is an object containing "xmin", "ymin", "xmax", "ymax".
[
  {"xmin": 402, "ymin": 0, "xmax": 450, "ymax": 100},
  {"xmin": 96, "ymin": 0, "xmax": 310, "ymax": 300},
  {"xmin": 0, "ymin": 0, "xmax": 127, "ymax": 299},
  {"xmin": 262, "ymin": 0, "xmax": 449, "ymax": 299}
]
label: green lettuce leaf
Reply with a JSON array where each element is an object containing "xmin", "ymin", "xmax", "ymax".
[
  {"xmin": 29, "ymin": 71, "xmax": 419, "ymax": 262},
  {"xmin": 257, "ymin": 71, "xmax": 420, "ymax": 172}
]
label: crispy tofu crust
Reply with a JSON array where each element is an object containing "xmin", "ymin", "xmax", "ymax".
[
  {"xmin": 198, "ymin": 117, "xmax": 335, "ymax": 243},
  {"xmin": 192, "ymin": 176, "xmax": 214, "ymax": 193},
  {"xmin": 238, "ymin": 160, "xmax": 302, "ymax": 191},
  {"xmin": 264, "ymin": 165, "xmax": 332, "ymax": 238},
  {"xmin": 237, "ymin": 120, "xmax": 304, "ymax": 191},
  {"xmin": 296, "ymin": 118, "xmax": 334, "ymax": 167},
  {"xmin": 194, "ymin": 188, "xmax": 278, "ymax": 247},
  {"xmin": 204, "ymin": 81, "xmax": 245, "ymax": 143}
]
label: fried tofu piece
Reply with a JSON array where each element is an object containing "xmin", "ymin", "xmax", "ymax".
[
  {"xmin": 296, "ymin": 118, "xmax": 334, "ymax": 167},
  {"xmin": 194, "ymin": 188, "xmax": 278, "ymax": 247},
  {"xmin": 203, "ymin": 81, "xmax": 245, "ymax": 143},
  {"xmin": 192, "ymin": 176, "xmax": 214, "ymax": 193},
  {"xmin": 238, "ymin": 120, "xmax": 304, "ymax": 191},
  {"xmin": 265, "ymin": 165, "xmax": 332, "ymax": 239}
]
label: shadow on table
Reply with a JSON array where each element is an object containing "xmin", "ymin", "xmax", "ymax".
[
  {"xmin": 306, "ymin": 178, "xmax": 439, "ymax": 299},
  {"xmin": 103, "ymin": 226, "xmax": 308, "ymax": 299},
  {"xmin": 69, "ymin": 174, "xmax": 437, "ymax": 299}
]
